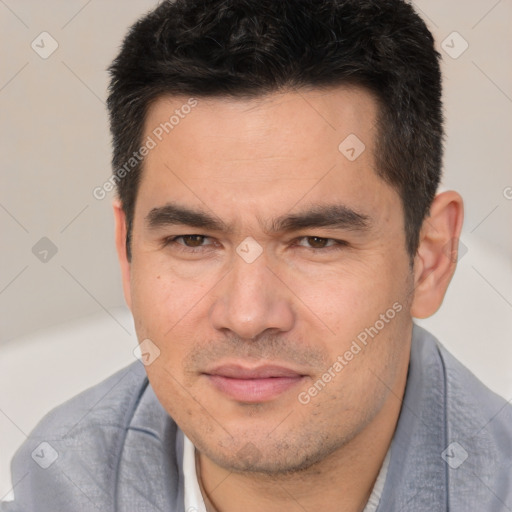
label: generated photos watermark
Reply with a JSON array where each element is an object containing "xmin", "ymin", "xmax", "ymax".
[
  {"xmin": 93, "ymin": 98, "xmax": 198, "ymax": 200},
  {"xmin": 298, "ymin": 301, "xmax": 403, "ymax": 405}
]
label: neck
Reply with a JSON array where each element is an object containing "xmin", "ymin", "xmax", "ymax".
[{"xmin": 197, "ymin": 370, "xmax": 406, "ymax": 512}]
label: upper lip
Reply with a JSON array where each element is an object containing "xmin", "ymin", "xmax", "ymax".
[{"xmin": 205, "ymin": 364, "xmax": 305, "ymax": 379}]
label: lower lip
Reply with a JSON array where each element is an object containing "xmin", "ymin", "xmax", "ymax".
[{"xmin": 207, "ymin": 375, "xmax": 304, "ymax": 403}]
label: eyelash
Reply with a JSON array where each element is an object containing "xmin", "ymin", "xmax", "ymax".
[
  {"xmin": 162, "ymin": 235, "xmax": 348, "ymax": 253},
  {"xmin": 162, "ymin": 235, "xmax": 216, "ymax": 253}
]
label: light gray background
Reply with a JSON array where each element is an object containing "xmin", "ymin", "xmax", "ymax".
[{"xmin": 1, "ymin": 0, "xmax": 511, "ymax": 498}]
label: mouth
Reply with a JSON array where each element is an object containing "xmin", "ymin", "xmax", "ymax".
[{"xmin": 203, "ymin": 364, "xmax": 307, "ymax": 403}]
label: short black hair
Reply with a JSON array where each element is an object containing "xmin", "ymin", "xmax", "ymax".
[{"xmin": 107, "ymin": 0, "xmax": 443, "ymax": 260}]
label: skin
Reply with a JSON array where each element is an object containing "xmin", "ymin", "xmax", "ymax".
[{"xmin": 113, "ymin": 87, "xmax": 463, "ymax": 512}]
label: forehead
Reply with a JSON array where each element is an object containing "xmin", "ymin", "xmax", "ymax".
[
  {"xmin": 137, "ymin": 87, "xmax": 400, "ymax": 228},
  {"xmin": 144, "ymin": 86, "xmax": 378, "ymax": 169}
]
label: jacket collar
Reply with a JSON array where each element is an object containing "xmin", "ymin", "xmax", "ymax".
[
  {"xmin": 377, "ymin": 324, "xmax": 448, "ymax": 511},
  {"xmin": 116, "ymin": 366, "xmax": 185, "ymax": 512}
]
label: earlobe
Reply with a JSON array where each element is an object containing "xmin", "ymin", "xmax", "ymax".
[
  {"xmin": 410, "ymin": 191, "xmax": 464, "ymax": 319},
  {"xmin": 113, "ymin": 199, "xmax": 132, "ymax": 310}
]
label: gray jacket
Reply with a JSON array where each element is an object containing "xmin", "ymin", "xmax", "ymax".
[{"xmin": 2, "ymin": 325, "xmax": 511, "ymax": 511}]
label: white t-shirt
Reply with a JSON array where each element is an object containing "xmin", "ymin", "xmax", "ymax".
[{"xmin": 180, "ymin": 429, "xmax": 390, "ymax": 512}]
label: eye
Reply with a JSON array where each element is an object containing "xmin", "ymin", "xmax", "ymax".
[
  {"xmin": 176, "ymin": 235, "xmax": 210, "ymax": 247},
  {"xmin": 295, "ymin": 236, "xmax": 345, "ymax": 249},
  {"xmin": 162, "ymin": 234, "xmax": 216, "ymax": 251}
]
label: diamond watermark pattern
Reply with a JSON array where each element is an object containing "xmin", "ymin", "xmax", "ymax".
[
  {"xmin": 32, "ymin": 237, "xmax": 58, "ymax": 263},
  {"xmin": 133, "ymin": 338, "xmax": 161, "ymax": 366},
  {"xmin": 237, "ymin": 442, "xmax": 262, "ymax": 466},
  {"xmin": 31, "ymin": 32, "xmax": 59, "ymax": 59},
  {"xmin": 441, "ymin": 441, "xmax": 468, "ymax": 469},
  {"xmin": 236, "ymin": 236, "xmax": 263, "ymax": 263},
  {"xmin": 442, "ymin": 238, "xmax": 468, "ymax": 263},
  {"xmin": 31, "ymin": 442, "xmax": 58, "ymax": 469},
  {"xmin": 441, "ymin": 32, "xmax": 469, "ymax": 59},
  {"xmin": 338, "ymin": 134, "xmax": 366, "ymax": 161}
]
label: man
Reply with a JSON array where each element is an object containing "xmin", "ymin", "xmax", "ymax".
[{"xmin": 3, "ymin": 0, "xmax": 511, "ymax": 510}]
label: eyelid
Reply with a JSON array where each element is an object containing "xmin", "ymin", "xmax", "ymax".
[
  {"xmin": 160, "ymin": 234, "xmax": 348, "ymax": 253},
  {"xmin": 292, "ymin": 236, "xmax": 348, "ymax": 250},
  {"xmin": 296, "ymin": 236, "xmax": 335, "ymax": 247},
  {"xmin": 161, "ymin": 234, "xmax": 216, "ymax": 251}
]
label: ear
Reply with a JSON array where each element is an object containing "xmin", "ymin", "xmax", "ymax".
[
  {"xmin": 113, "ymin": 199, "xmax": 132, "ymax": 310},
  {"xmin": 410, "ymin": 190, "xmax": 464, "ymax": 319}
]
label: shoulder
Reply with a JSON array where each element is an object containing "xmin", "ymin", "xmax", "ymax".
[
  {"xmin": 412, "ymin": 324, "xmax": 511, "ymax": 432},
  {"xmin": 27, "ymin": 361, "xmax": 148, "ymax": 439},
  {"xmin": 6, "ymin": 362, "xmax": 149, "ymax": 511},
  {"xmin": 433, "ymin": 333, "xmax": 512, "ymax": 440},
  {"xmin": 415, "ymin": 325, "xmax": 512, "ymax": 508}
]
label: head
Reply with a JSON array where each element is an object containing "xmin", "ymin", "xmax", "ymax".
[{"xmin": 108, "ymin": 0, "xmax": 463, "ymax": 475}]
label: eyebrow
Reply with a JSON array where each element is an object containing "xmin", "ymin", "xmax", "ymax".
[
  {"xmin": 145, "ymin": 203, "xmax": 371, "ymax": 234},
  {"xmin": 146, "ymin": 204, "xmax": 227, "ymax": 231}
]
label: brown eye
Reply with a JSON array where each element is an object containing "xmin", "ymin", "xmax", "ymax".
[
  {"xmin": 294, "ymin": 236, "xmax": 346, "ymax": 251},
  {"xmin": 306, "ymin": 236, "xmax": 329, "ymax": 248},
  {"xmin": 181, "ymin": 235, "xmax": 207, "ymax": 247}
]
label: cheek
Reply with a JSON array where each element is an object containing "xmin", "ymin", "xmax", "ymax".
[
  {"xmin": 129, "ymin": 257, "xmax": 209, "ymax": 337},
  {"xmin": 128, "ymin": 264, "xmax": 209, "ymax": 414},
  {"xmin": 130, "ymin": 266, "xmax": 170, "ymax": 336},
  {"xmin": 286, "ymin": 260, "xmax": 399, "ymax": 338}
]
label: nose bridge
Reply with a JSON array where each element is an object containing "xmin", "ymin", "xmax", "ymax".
[
  {"xmin": 209, "ymin": 248, "xmax": 294, "ymax": 338},
  {"xmin": 226, "ymin": 254, "xmax": 273, "ymax": 328}
]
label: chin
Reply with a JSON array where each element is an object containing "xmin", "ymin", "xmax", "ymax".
[{"xmin": 196, "ymin": 429, "xmax": 347, "ymax": 477}]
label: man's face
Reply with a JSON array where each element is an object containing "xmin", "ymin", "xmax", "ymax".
[{"xmin": 123, "ymin": 87, "xmax": 415, "ymax": 474}]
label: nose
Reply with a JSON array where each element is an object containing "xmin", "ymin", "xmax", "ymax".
[{"xmin": 209, "ymin": 250, "xmax": 295, "ymax": 340}]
